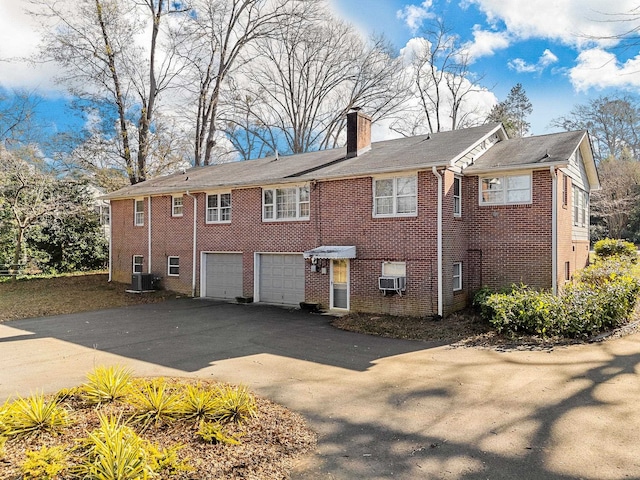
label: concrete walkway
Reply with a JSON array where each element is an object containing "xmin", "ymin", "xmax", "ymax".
[{"xmin": 2, "ymin": 299, "xmax": 640, "ymax": 479}]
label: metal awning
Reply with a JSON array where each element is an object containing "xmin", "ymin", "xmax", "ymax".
[{"xmin": 303, "ymin": 246, "xmax": 356, "ymax": 259}]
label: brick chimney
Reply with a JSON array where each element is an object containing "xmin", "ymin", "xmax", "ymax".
[{"xmin": 346, "ymin": 108, "xmax": 372, "ymax": 158}]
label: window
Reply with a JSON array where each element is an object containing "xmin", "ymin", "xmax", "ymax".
[
  {"xmin": 562, "ymin": 174, "xmax": 569, "ymax": 207},
  {"xmin": 167, "ymin": 256, "xmax": 180, "ymax": 276},
  {"xmin": 262, "ymin": 186, "xmax": 310, "ymax": 221},
  {"xmin": 134, "ymin": 199, "xmax": 144, "ymax": 226},
  {"xmin": 206, "ymin": 193, "xmax": 231, "ymax": 223},
  {"xmin": 479, "ymin": 174, "xmax": 531, "ymax": 205},
  {"xmin": 382, "ymin": 261, "xmax": 406, "ymax": 277},
  {"xmin": 565, "ymin": 261, "xmax": 570, "ymax": 281},
  {"xmin": 453, "ymin": 262, "xmax": 462, "ymax": 291},
  {"xmin": 373, "ymin": 175, "xmax": 417, "ymax": 217},
  {"xmin": 172, "ymin": 196, "xmax": 183, "ymax": 217},
  {"xmin": 453, "ymin": 176, "xmax": 461, "ymax": 217},
  {"xmin": 573, "ymin": 186, "xmax": 588, "ymax": 228},
  {"xmin": 133, "ymin": 255, "xmax": 143, "ymax": 274}
]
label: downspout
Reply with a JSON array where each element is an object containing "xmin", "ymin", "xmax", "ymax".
[
  {"xmin": 147, "ymin": 197, "xmax": 152, "ymax": 274},
  {"xmin": 432, "ymin": 166, "xmax": 443, "ymax": 317},
  {"xmin": 185, "ymin": 191, "xmax": 197, "ymax": 297},
  {"xmin": 550, "ymin": 166, "xmax": 558, "ymax": 295},
  {"xmin": 108, "ymin": 201, "xmax": 112, "ymax": 282}
]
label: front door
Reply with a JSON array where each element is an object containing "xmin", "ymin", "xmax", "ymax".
[{"xmin": 331, "ymin": 259, "xmax": 349, "ymax": 310}]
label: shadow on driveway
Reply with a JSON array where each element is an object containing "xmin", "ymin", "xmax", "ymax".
[{"xmin": 0, "ymin": 299, "xmax": 436, "ymax": 372}]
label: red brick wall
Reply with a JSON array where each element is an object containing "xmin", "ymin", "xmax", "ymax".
[
  {"xmin": 467, "ymin": 169, "xmax": 553, "ymax": 290},
  {"xmin": 110, "ymin": 167, "xmax": 583, "ymax": 316},
  {"xmin": 110, "ymin": 172, "xmax": 441, "ymax": 316}
]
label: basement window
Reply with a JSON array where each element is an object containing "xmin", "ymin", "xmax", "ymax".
[
  {"xmin": 132, "ymin": 255, "xmax": 143, "ymax": 274},
  {"xmin": 168, "ymin": 256, "xmax": 180, "ymax": 277}
]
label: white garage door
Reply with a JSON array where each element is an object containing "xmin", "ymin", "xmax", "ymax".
[
  {"xmin": 259, "ymin": 254, "xmax": 305, "ymax": 306},
  {"xmin": 204, "ymin": 253, "xmax": 243, "ymax": 300}
]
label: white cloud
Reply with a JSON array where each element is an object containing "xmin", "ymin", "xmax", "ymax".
[
  {"xmin": 509, "ymin": 48, "xmax": 559, "ymax": 74},
  {"xmin": 0, "ymin": 0, "xmax": 66, "ymax": 94},
  {"xmin": 570, "ymin": 48, "xmax": 640, "ymax": 91},
  {"xmin": 465, "ymin": 0, "xmax": 639, "ymax": 48},
  {"xmin": 462, "ymin": 25, "xmax": 511, "ymax": 61},
  {"xmin": 396, "ymin": 1, "xmax": 435, "ymax": 34},
  {"xmin": 540, "ymin": 48, "xmax": 559, "ymax": 66}
]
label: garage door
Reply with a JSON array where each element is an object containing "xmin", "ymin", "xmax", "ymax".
[
  {"xmin": 204, "ymin": 253, "xmax": 243, "ymax": 300},
  {"xmin": 259, "ymin": 254, "xmax": 305, "ymax": 306}
]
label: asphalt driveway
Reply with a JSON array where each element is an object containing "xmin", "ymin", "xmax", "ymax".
[{"xmin": 1, "ymin": 299, "xmax": 640, "ymax": 479}]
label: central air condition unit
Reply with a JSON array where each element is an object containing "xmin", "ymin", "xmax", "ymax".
[
  {"xmin": 131, "ymin": 273, "xmax": 156, "ymax": 291},
  {"xmin": 378, "ymin": 276, "xmax": 406, "ymax": 293}
]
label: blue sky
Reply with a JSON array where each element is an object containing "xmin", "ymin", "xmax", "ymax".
[
  {"xmin": 330, "ymin": 0, "xmax": 640, "ymax": 134},
  {"xmin": 1, "ymin": 0, "xmax": 639, "ymax": 140}
]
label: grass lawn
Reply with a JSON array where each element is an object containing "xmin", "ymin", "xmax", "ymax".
[{"xmin": 0, "ymin": 273, "xmax": 176, "ymax": 323}]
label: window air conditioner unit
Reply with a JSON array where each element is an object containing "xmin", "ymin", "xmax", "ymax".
[
  {"xmin": 378, "ymin": 276, "xmax": 406, "ymax": 293},
  {"xmin": 131, "ymin": 273, "xmax": 156, "ymax": 291}
]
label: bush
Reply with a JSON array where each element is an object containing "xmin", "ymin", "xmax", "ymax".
[
  {"xmin": 81, "ymin": 365, "xmax": 132, "ymax": 405},
  {"xmin": 594, "ymin": 238, "xmax": 638, "ymax": 263},
  {"xmin": 1, "ymin": 393, "xmax": 70, "ymax": 438},
  {"xmin": 476, "ymin": 259, "xmax": 640, "ymax": 338},
  {"xmin": 20, "ymin": 446, "xmax": 68, "ymax": 479}
]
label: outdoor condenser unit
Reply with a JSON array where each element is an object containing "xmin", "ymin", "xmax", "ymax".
[{"xmin": 131, "ymin": 273, "xmax": 156, "ymax": 291}]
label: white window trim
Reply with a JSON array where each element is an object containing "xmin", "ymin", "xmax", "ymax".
[
  {"xmin": 572, "ymin": 186, "xmax": 589, "ymax": 228},
  {"xmin": 373, "ymin": 175, "xmax": 418, "ymax": 218},
  {"xmin": 132, "ymin": 255, "xmax": 143, "ymax": 274},
  {"xmin": 453, "ymin": 176, "xmax": 462, "ymax": 217},
  {"xmin": 381, "ymin": 261, "xmax": 406, "ymax": 277},
  {"xmin": 478, "ymin": 173, "xmax": 532, "ymax": 206},
  {"xmin": 172, "ymin": 196, "xmax": 184, "ymax": 217},
  {"xmin": 134, "ymin": 198, "xmax": 144, "ymax": 226},
  {"xmin": 167, "ymin": 256, "xmax": 180, "ymax": 277},
  {"xmin": 453, "ymin": 262, "xmax": 462, "ymax": 291},
  {"xmin": 262, "ymin": 185, "xmax": 310, "ymax": 222},
  {"xmin": 206, "ymin": 192, "xmax": 232, "ymax": 224}
]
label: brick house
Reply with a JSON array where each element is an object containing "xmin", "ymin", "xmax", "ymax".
[{"xmin": 103, "ymin": 111, "xmax": 599, "ymax": 317}]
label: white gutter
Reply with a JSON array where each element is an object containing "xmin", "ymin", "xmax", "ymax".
[
  {"xmin": 432, "ymin": 166, "xmax": 443, "ymax": 317},
  {"xmin": 550, "ymin": 166, "xmax": 557, "ymax": 295},
  {"xmin": 185, "ymin": 191, "xmax": 197, "ymax": 297},
  {"xmin": 147, "ymin": 197, "xmax": 152, "ymax": 274},
  {"xmin": 108, "ymin": 200, "xmax": 112, "ymax": 282}
]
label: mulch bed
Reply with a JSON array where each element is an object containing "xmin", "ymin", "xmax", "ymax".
[{"xmin": 0, "ymin": 379, "xmax": 316, "ymax": 480}]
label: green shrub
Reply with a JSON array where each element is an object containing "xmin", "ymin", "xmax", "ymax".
[
  {"xmin": 20, "ymin": 445, "xmax": 68, "ymax": 479},
  {"xmin": 196, "ymin": 421, "xmax": 241, "ymax": 445},
  {"xmin": 147, "ymin": 444, "xmax": 194, "ymax": 476},
  {"xmin": 476, "ymin": 259, "xmax": 640, "ymax": 338},
  {"xmin": 78, "ymin": 413, "xmax": 153, "ymax": 480},
  {"xmin": 1, "ymin": 393, "xmax": 70, "ymax": 438},
  {"xmin": 178, "ymin": 383, "xmax": 220, "ymax": 421},
  {"xmin": 212, "ymin": 385, "xmax": 257, "ymax": 425},
  {"xmin": 129, "ymin": 378, "xmax": 181, "ymax": 430},
  {"xmin": 594, "ymin": 238, "xmax": 638, "ymax": 263},
  {"xmin": 483, "ymin": 286, "xmax": 565, "ymax": 336},
  {"xmin": 81, "ymin": 365, "xmax": 132, "ymax": 405}
]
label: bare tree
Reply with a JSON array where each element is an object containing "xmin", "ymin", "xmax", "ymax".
[
  {"xmin": 29, "ymin": 0, "xmax": 189, "ymax": 184},
  {"xmin": 551, "ymin": 95, "xmax": 640, "ymax": 163},
  {"xmin": 174, "ymin": 0, "xmax": 315, "ymax": 165},
  {"xmin": 226, "ymin": 15, "xmax": 405, "ymax": 156},
  {"xmin": 391, "ymin": 20, "xmax": 489, "ymax": 136},
  {"xmin": 590, "ymin": 153, "xmax": 640, "ymax": 238}
]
